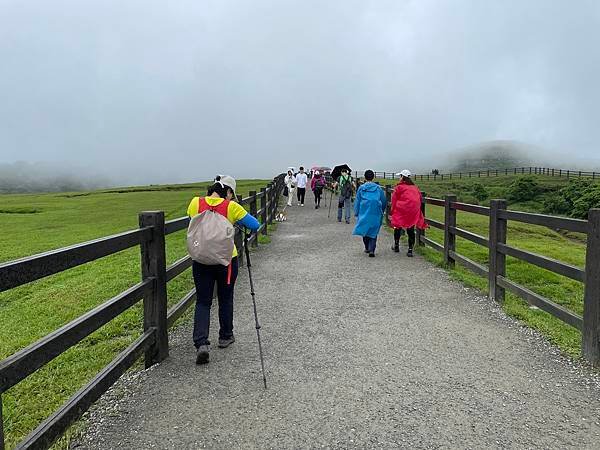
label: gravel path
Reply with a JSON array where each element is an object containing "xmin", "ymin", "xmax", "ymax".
[{"xmin": 76, "ymin": 190, "xmax": 600, "ymax": 449}]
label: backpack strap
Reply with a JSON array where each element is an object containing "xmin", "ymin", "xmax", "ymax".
[{"xmin": 198, "ymin": 197, "xmax": 230, "ymax": 218}]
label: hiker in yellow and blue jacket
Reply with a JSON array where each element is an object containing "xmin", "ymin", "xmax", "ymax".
[
  {"xmin": 353, "ymin": 170, "xmax": 387, "ymax": 257},
  {"xmin": 187, "ymin": 175, "xmax": 260, "ymax": 364}
]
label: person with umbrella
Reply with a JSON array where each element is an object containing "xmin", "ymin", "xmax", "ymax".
[
  {"xmin": 331, "ymin": 164, "xmax": 353, "ymax": 224},
  {"xmin": 353, "ymin": 169, "xmax": 387, "ymax": 257}
]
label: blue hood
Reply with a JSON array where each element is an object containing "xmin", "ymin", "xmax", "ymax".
[{"xmin": 360, "ymin": 182, "xmax": 381, "ymax": 192}]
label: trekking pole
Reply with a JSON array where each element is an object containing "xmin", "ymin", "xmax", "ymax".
[{"xmin": 243, "ymin": 230, "xmax": 268, "ymax": 389}]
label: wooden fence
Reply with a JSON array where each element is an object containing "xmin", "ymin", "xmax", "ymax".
[
  {"xmin": 0, "ymin": 174, "xmax": 286, "ymax": 450},
  {"xmin": 369, "ymin": 167, "xmax": 600, "ymax": 181},
  {"xmin": 380, "ymin": 184, "xmax": 600, "ymax": 366}
]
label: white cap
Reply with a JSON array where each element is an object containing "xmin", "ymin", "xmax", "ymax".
[
  {"xmin": 399, "ymin": 169, "xmax": 411, "ymax": 178},
  {"xmin": 216, "ymin": 175, "xmax": 237, "ymax": 198},
  {"xmin": 315, "ymin": 170, "xmax": 320, "ymax": 175}
]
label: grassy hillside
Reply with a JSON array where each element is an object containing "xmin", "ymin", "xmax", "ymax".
[
  {"xmin": 378, "ymin": 174, "xmax": 596, "ymax": 360},
  {"xmin": 0, "ymin": 180, "xmax": 270, "ymax": 449}
]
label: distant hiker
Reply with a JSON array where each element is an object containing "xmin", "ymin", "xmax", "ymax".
[
  {"xmin": 353, "ymin": 170, "xmax": 387, "ymax": 257},
  {"xmin": 334, "ymin": 169, "xmax": 353, "ymax": 223},
  {"xmin": 390, "ymin": 169, "xmax": 428, "ymax": 257},
  {"xmin": 186, "ymin": 176, "xmax": 260, "ymax": 364},
  {"xmin": 311, "ymin": 170, "xmax": 326, "ymax": 209},
  {"xmin": 284, "ymin": 170, "xmax": 297, "ymax": 207},
  {"xmin": 296, "ymin": 166, "xmax": 308, "ymax": 206}
]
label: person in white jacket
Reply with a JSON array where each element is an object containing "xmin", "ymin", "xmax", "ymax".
[
  {"xmin": 285, "ymin": 170, "xmax": 297, "ymax": 206},
  {"xmin": 295, "ymin": 166, "xmax": 308, "ymax": 206}
]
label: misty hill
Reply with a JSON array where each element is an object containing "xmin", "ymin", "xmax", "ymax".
[
  {"xmin": 445, "ymin": 140, "xmax": 537, "ymax": 172},
  {"xmin": 0, "ymin": 162, "xmax": 111, "ymax": 194}
]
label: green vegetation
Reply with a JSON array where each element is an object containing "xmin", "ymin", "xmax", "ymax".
[
  {"xmin": 0, "ymin": 179, "xmax": 271, "ymax": 449},
  {"xmin": 380, "ymin": 173, "xmax": 595, "ymax": 359},
  {"xmin": 377, "ymin": 174, "xmax": 600, "ymax": 216}
]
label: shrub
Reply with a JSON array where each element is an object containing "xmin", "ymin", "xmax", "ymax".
[
  {"xmin": 470, "ymin": 183, "xmax": 489, "ymax": 201},
  {"xmin": 542, "ymin": 179, "xmax": 600, "ymax": 219},
  {"xmin": 572, "ymin": 186, "xmax": 600, "ymax": 219},
  {"xmin": 507, "ymin": 176, "xmax": 540, "ymax": 202}
]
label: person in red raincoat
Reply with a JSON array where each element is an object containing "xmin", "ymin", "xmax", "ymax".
[{"xmin": 389, "ymin": 169, "xmax": 428, "ymax": 257}]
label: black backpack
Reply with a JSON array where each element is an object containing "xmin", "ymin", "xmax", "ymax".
[{"xmin": 341, "ymin": 176, "xmax": 353, "ymax": 198}]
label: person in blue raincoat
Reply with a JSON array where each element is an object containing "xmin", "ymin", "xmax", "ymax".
[{"xmin": 353, "ymin": 169, "xmax": 387, "ymax": 257}]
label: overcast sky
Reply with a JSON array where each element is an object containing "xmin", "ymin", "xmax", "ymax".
[{"xmin": 1, "ymin": 0, "xmax": 599, "ymax": 184}]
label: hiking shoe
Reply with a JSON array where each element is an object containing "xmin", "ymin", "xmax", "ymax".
[
  {"xmin": 218, "ymin": 336, "xmax": 235, "ymax": 348},
  {"xmin": 369, "ymin": 252, "xmax": 375, "ymax": 257},
  {"xmin": 345, "ymin": 220, "xmax": 350, "ymax": 224},
  {"xmin": 392, "ymin": 245, "xmax": 400, "ymax": 253},
  {"xmin": 195, "ymin": 345, "xmax": 210, "ymax": 364},
  {"xmin": 407, "ymin": 249, "xmax": 414, "ymax": 257},
  {"xmin": 364, "ymin": 249, "xmax": 369, "ymax": 253}
]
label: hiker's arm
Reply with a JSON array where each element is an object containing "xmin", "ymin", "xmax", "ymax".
[
  {"xmin": 230, "ymin": 202, "xmax": 260, "ymax": 231},
  {"xmin": 237, "ymin": 213, "xmax": 260, "ymax": 231},
  {"xmin": 186, "ymin": 198, "xmax": 198, "ymax": 217}
]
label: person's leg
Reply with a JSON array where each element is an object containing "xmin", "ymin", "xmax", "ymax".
[
  {"xmin": 301, "ymin": 188, "xmax": 306, "ymax": 205},
  {"xmin": 393, "ymin": 228, "xmax": 402, "ymax": 251},
  {"xmin": 287, "ymin": 190, "xmax": 292, "ymax": 206},
  {"xmin": 216, "ymin": 257, "xmax": 239, "ymax": 343},
  {"xmin": 367, "ymin": 236, "xmax": 376, "ymax": 256},
  {"xmin": 362, "ymin": 236, "xmax": 369, "ymax": 252},
  {"xmin": 337, "ymin": 196, "xmax": 343, "ymax": 222},
  {"xmin": 407, "ymin": 227, "xmax": 415, "ymax": 256},
  {"xmin": 407, "ymin": 226, "xmax": 416, "ymax": 249},
  {"xmin": 370, "ymin": 235, "xmax": 378, "ymax": 253},
  {"xmin": 344, "ymin": 197, "xmax": 351, "ymax": 223},
  {"xmin": 192, "ymin": 262, "xmax": 216, "ymax": 348}
]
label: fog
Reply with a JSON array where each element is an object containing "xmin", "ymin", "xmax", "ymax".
[{"xmin": 1, "ymin": 0, "xmax": 599, "ymax": 189}]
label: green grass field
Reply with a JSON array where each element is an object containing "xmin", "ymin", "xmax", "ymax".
[
  {"xmin": 377, "ymin": 174, "xmax": 593, "ymax": 361},
  {"xmin": 0, "ymin": 179, "xmax": 271, "ymax": 449}
]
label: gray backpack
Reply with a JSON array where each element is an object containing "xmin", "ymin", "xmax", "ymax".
[{"xmin": 186, "ymin": 199, "xmax": 235, "ymax": 266}]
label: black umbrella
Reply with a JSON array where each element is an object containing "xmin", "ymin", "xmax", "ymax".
[{"xmin": 331, "ymin": 164, "xmax": 351, "ymax": 180}]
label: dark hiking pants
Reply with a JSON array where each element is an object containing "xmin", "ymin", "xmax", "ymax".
[
  {"xmin": 192, "ymin": 257, "xmax": 239, "ymax": 347},
  {"xmin": 394, "ymin": 227, "xmax": 415, "ymax": 249},
  {"xmin": 297, "ymin": 187, "xmax": 306, "ymax": 204}
]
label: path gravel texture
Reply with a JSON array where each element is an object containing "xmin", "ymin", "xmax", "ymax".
[{"xmin": 76, "ymin": 190, "xmax": 600, "ymax": 449}]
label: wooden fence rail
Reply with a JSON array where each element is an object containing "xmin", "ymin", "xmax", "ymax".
[
  {"xmin": 416, "ymin": 194, "xmax": 600, "ymax": 366},
  {"xmin": 367, "ymin": 166, "xmax": 600, "ymax": 182},
  {"xmin": 0, "ymin": 174, "xmax": 286, "ymax": 450}
]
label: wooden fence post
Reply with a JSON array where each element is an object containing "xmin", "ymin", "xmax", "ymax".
[
  {"xmin": 249, "ymin": 191, "xmax": 258, "ymax": 247},
  {"xmin": 416, "ymin": 193, "xmax": 426, "ymax": 246},
  {"xmin": 267, "ymin": 181, "xmax": 275, "ymax": 225},
  {"xmin": 583, "ymin": 209, "xmax": 600, "ymax": 365},
  {"xmin": 1, "ymin": 393, "xmax": 4, "ymax": 450},
  {"xmin": 488, "ymin": 200, "xmax": 507, "ymax": 303},
  {"xmin": 260, "ymin": 188, "xmax": 268, "ymax": 236},
  {"xmin": 139, "ymin": 211, "xmax": 168, "ymax": 368},
  {"xmin": 444, "ymin": 195, "xmax": 457, "ymax": 268}
]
